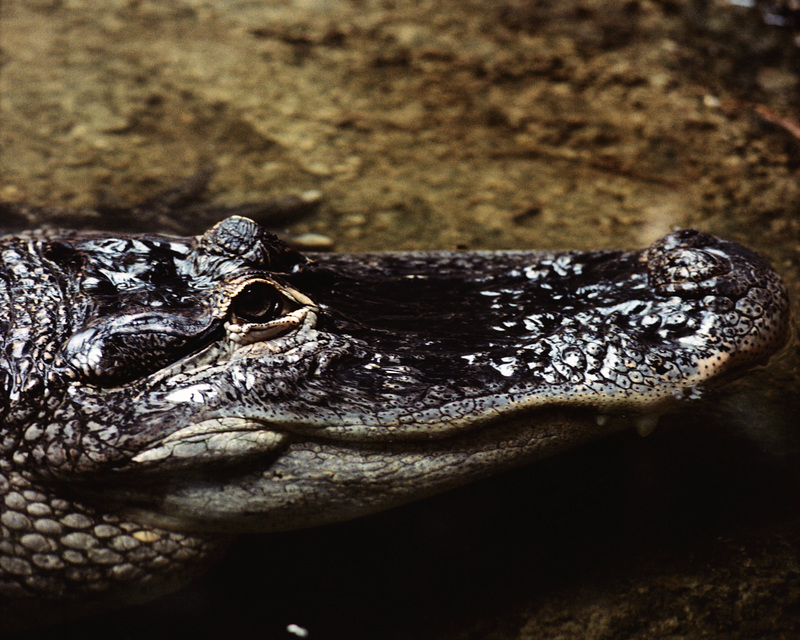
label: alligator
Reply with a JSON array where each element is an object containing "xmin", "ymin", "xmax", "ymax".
[{"xmin": 0, "ymin": 191, "xmax": 790, "ymax": 631}]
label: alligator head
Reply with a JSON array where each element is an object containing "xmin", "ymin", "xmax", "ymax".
[{"xmin": 0, "ymin": 217, "xmax": 789, "ymax": 625}]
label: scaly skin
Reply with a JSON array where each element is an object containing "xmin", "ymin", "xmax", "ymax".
[{"xmin": 0, "ymin": 209, "xmax": 790, "ymax": 631}]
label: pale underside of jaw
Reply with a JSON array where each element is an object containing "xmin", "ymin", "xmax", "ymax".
[{"xmin": 117, "ymin": 407, "xmax": 658, "ymax": 534}]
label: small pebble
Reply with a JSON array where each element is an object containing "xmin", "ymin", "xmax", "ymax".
[
  {"xmin": 290, "ymin": 232, "xmax": 334, "ymax": 250},
  {"xmin": 286, "ymin": 623, "xmax": 309, "ymax": 637}
]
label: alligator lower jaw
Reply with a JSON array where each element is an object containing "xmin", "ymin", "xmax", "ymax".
[{"xmin": 109, "ymin": 408, "xmax": 663, "ymax": 535}]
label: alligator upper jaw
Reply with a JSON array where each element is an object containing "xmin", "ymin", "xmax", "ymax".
[{"xmin": 127, "ymin": 229, "xmax": 789, "ymax": 443}]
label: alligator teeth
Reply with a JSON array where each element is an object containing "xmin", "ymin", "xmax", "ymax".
[
  {"xmin": 595, "ymin": 414, "xmax": 610, "ymax": 426},
  {"xmin": 635, "ymin": 414, "xmax": 659, "ymax": 437}
]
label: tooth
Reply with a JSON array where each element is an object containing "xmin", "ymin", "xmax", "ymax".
[
  {"xmin": 635, "ymin": 414, "xmax": 659, "ymax": 436},
  {"xmin": 596, "ymin": 414, "xmax": 610, "ymax": 426}
]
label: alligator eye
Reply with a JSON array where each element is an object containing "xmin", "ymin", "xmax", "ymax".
[{"xmin": 231, "ymin": 282, "xmax": 287, "ymax": 322}]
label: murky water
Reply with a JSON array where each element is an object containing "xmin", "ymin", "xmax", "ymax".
[{"xmin": 2, "ymin": 1, "xmax": 799, "ymax": 638}]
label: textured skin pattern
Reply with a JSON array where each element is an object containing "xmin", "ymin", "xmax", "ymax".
[
  {"xmin": 0, "ymin": 465, "xmax": 218, "ymax": 629},
  {"xmin": 0, "ymin": 218, "xmax": 790, "ymax": 630},
  {"xmin": 0, "ymin": 232, "xmax": 224, "ymax": 631}
]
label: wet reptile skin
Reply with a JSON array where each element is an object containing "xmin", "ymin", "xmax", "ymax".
[{"xmin": 0, "ymin": 213, "xmax": 790, "ymax": 631}]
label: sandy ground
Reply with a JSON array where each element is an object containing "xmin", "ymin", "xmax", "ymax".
[{"xmin": 2, "ymin": 1, "xmax": 800, "ymax": 638}]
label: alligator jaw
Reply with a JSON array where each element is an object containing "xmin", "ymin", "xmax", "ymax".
[
  {"xmin": 114, "ymin": 408, "xmax": 627, "ymax": 533},
  {"xmin": 59, "ymin": 226, "xmax": 789, "ymax": 532}
]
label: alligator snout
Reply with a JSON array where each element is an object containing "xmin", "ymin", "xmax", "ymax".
[{"xmin": 644, "ymin": 229, "xmax": 789, "ymax": 369}]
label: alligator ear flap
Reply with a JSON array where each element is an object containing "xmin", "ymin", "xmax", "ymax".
[{"xmin": 64, "ymin": 312, "xmax": 220, "ymax": 386}]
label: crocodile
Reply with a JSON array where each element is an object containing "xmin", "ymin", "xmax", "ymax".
[{"xmin": 0, "ymin": 200, "xmax": 790, "ymax": 631}]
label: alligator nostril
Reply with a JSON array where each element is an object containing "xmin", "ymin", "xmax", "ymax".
[
  {"xmin": 676, "ymin": 248, "xmax": 726, "ymax": 279},
  {"xmin": 646, "ymin": 236, "xmax": 732, "ymax": 295},
  {"xmin": 658, "ymin": 248, "xmax": 728, "ymax": 283}
]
